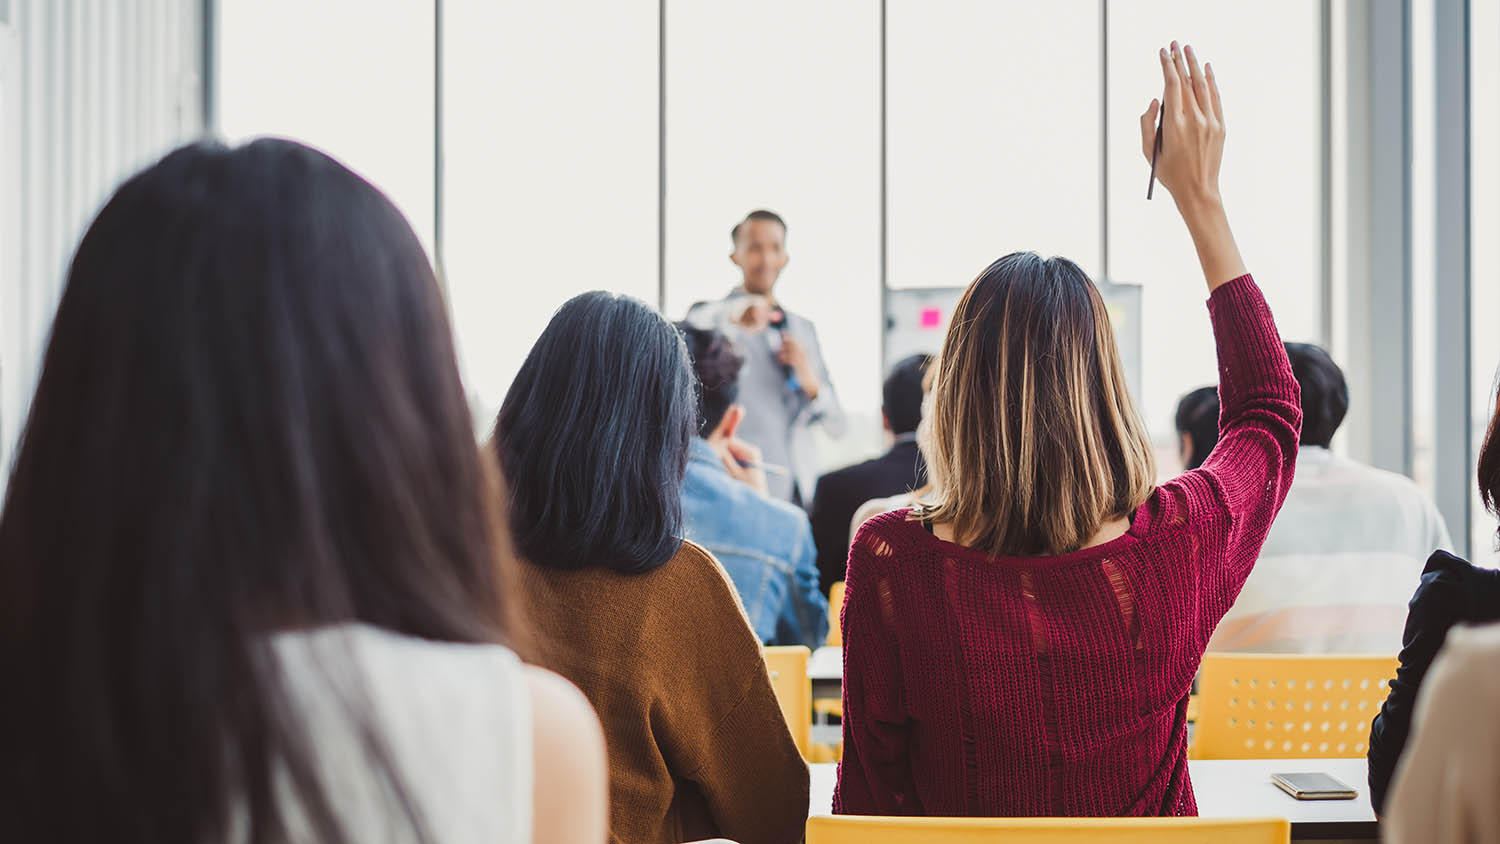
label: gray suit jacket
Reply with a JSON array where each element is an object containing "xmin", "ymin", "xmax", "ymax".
[{"xmin": 686, "ymin": 294, "xmax": 846, "ymax": 503}]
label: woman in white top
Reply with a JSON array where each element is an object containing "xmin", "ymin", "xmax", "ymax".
[
  {"xmin": 0, "ymin": 140, "xmax": 604, "ymax": 844},
  {"xmin": 1384, "ymin": 622, "xmax": 1500, "ymax": 843}
]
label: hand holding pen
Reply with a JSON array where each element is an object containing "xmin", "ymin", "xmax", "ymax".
[{"xmin": 1141, "ymin": 41, "xmax": 1248, "ymax": 291}]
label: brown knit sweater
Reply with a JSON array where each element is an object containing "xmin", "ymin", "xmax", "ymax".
[{"xmin": 517, "ymin": 540, "xmax": 809, "ymax": 844}]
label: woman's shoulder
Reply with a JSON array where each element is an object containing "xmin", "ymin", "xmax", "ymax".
[
  {"xmin": 669, "ymin": 540, "xmax": 767, "ymax": 627},
  {"xmin": 1410, "ymin": 550, "xmax": 1500, "ymax": 619},
  {"xmin": 659, "ymin": 541, "xmax": 780, "ymax": 678},
  {"xmin": 847, "ymin": 507, "xmax": 929, "ymax": 564},
  {"xmin": 1421, "ymin": 621, "xmax": 1500, "ymax": 707},
  {"xmin": 1419, "ymin": 549, "xmax": 1489, "ymax": 582},
  {"xmin": 273, "ymin": 624, "xmax": 529, "ymax": 712},
  {"xmin": 854, "ymin": 506, "xmax": 920, "ymax": 538},
  {"xmin": 1436, "ymin": 621, "xmax": 1500, "ymax": 666},
  {"xmin": 270, "ymin": 624, "xmax": 535, "ymax": 841}
]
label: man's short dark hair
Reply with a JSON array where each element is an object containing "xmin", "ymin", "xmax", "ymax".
[
  {"xmin": 1284, "ymin": 342, "xmax": 1348, "ymax": 448},
  {"xmin": 1174, "ymin": 386, "xmax": 1220, "ymax": 470},
  {"xmin": 883, "ymin": 354, "xmax": 932, "ymax": 436},
  {"xmin": 677, "ymin": 323, "xmax": 745, "ymax": 435},
  {"xmin": 730, "ymin": 209, "xmax": 787, "ymax": 246}
]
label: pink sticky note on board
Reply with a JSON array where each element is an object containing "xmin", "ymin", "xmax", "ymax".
[{"xmin": 920, "ymin": 307, "xmax": 942, "ymax": 328}]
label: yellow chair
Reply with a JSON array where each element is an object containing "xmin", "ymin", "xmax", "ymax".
[
  {"xmin": 1191, "ymin": 652, "xmax": 1398, "ymax": 760},
  {"xmin": 764, "ymin": 645, "xmax": 811, "ymax": 758},
  {"xmin": 826, "ymin": 581, "xmax": 846, "ymax": 647},
  {"xmin": 806, "ymin": 815, "xmax": 1289, "ymax": 843},
  {"xmin": 813, "ymin": 582, "xmax": 848, "ymax": 735},
  {"xmin": 814, "ymin": 581, "xmax": 848, "ymax": 728}
]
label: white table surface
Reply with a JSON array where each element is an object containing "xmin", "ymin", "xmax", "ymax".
[
  {"xmin": 810, "ymin": 757, "xmax": 1375, "ymax": 833},
  {"xmin": 809, "ymin": 646, "xmax": 842, "ymax": 681}
]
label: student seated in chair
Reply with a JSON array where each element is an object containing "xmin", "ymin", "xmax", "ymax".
[
  {"xmin": 500, "ymin": 295, "xmax": 809, "ymax": 844},
  {"xmin": 0, "ymin": 139, "xmax": 605, "ymax": 844},
  {"xmin": 1206, "ymin": 342, "xmax": 1452, "ymax": 654},
  {"xmin": 677, "ymin": 323, "xmax": 829, "ymax": 649},
  {"xmin": 835, "ymin": 45, "xmax": 1303, "ymax": 818}
]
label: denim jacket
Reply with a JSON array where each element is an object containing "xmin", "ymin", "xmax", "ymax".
[
  {"xmin": 685, "ymin": 294, "xmax": 846, "ymax": 503},
  {"xmin": 681, "ymin": 438, "xmax": 829, "ymax": 649}
]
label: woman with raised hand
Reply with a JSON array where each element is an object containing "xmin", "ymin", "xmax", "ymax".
[
  {"xmin": 834, "ymin": 44, "xmax": 1302, "ymax": 817},
  {"xmin": 0, "ymin": 139, "xmax": 606, "ymax": 844},
  {"xmin": 498, "ymin": 292, "xmax": 809, "ymax": 844}
]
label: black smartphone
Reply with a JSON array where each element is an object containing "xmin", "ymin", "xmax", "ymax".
[{"xmin": 1270, "ymin": 772, "xmax": 1358, "ymax": 801}]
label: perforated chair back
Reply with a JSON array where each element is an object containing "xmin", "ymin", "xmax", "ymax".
[
  {"xmin": 1191, "ymin": 652, "xmax": 1398, "ymax": 759},
  {"xmin": 805, "ymin": 815, "xmax": 1289, "ymax": 843},
  {"xmin": 763, "ymin": 645, "xmax": 811, "ymax": 758},
  {"xmin": 826, "ymin": 581, "xmax": 846, "ymax": 647}
]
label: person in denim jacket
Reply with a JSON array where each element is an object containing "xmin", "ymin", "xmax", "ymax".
[{"xmin": 677, "ymin": 323, "xmax": 829, "ymax": 649}]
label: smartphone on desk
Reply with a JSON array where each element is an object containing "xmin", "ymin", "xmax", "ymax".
[{"xmin": 1271, "ymin": 772, "xmax": 1358, "ymax": 800}]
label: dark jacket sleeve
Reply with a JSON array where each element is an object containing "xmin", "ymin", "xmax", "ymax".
[
  {"xmin": 809, "ymin": 471, "xmax": 854, "ymax": 596},
  {"xmin": 1367, "ymin": 551, "xmax": 1500, "ymax": 814}
]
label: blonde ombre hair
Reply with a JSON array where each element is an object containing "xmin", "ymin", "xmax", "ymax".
[{"xmin": 924, "ymin": 252, "xmax": 1156, "ymax": 557}]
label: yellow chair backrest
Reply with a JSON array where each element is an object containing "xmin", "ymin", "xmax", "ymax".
[
  {"xmin": 826, "ymin": 581, "xmax": 846, "ymax": 647},
  {"xmin": 806, "ymin": 815, "xmax": 1289, "ymax": 843},
  {"xmin": 764, "ymin": 645, "xmax": 811, "ymax": 758},
  {"xmin": 1191, "ymin": 652, "xmax": 1398, "ymax": 759}
]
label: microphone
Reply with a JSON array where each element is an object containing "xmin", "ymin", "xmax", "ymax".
[{"xmin": 768, "ymin": 310, "xmax": 801, "ymax": 393}]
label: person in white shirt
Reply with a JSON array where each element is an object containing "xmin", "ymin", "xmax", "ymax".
[{"xmin": 1209, "ymin": 342, "xmax": 1452, "ymax": 653}]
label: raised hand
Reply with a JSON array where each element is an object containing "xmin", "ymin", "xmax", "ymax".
[
  {"xmin": 1141, "ymin": 42, "xmax": 1224, "ymax": 208},
  {"xmin": 1139, "ymin": 42, "xmax": 1246, "ymax": 291}
]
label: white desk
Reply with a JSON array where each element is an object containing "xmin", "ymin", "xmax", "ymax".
[
  {"xmin": 809, "ymin": 757, "xmax": 1376, "ymax": 841},
  {"xmin": 809, "ymin": 646, "xmax": 841, "ymax": 681},
  {"xmin": 809, "ymin": 646, "xmax": 842, "ymax": 707}
]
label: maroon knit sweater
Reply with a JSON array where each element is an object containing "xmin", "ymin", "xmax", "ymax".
[{"xmin": 833, "ymin": 276, "xmax": 1302, "ymax": 818}]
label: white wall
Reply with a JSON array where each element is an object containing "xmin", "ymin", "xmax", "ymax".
[{"xmin": 443, "ymin": 0, "xmax": 659, "ymax": 427}]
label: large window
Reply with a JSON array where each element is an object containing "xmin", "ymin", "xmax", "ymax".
[
  {"xmin": 1106, "ymin": 2, "xmax": 1324, "ymax": 456},
  {"xmin": 211, "ymin": 1, "xmax": 1481, "ymax": 522},
  {"xmin": 217, "ymin": 0, "xmax": 435, "ymax": 252},
  {"xmin": 886, "ymin": 0, "xmax": 1101, "ymax": 287},
  {"xmin": 1472, "ymin": 0, "xmax": 1499, "ymax": 561},
  {"xmin": 663, "ymin": 0, "xmax": 882, "ymax": 463},
  {"xmin": 442, "ymin": 0, "xmax": 658, "ymax": 423}
]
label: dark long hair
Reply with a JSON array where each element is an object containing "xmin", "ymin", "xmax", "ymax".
[
  {"xmin": 0, "ymin": 140, "xmax": 512, "ymax": 843},
  {"xmin": 496, "ymin": 292, "xmax": 695, "ymax": 573}
]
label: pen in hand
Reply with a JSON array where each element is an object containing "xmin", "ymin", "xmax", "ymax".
[
  {"xmin": 1146, "ymin": 105, "xmax": 1164, "ymax": 200},
  {"xmin": 736, "ymin": 459, "xmax": 791, "ymax": 477}
]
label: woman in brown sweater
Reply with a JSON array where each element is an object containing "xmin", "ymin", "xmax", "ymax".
[{"xmin": 495, "ymin": 291, "xmax": 809, "ymax": 844}]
